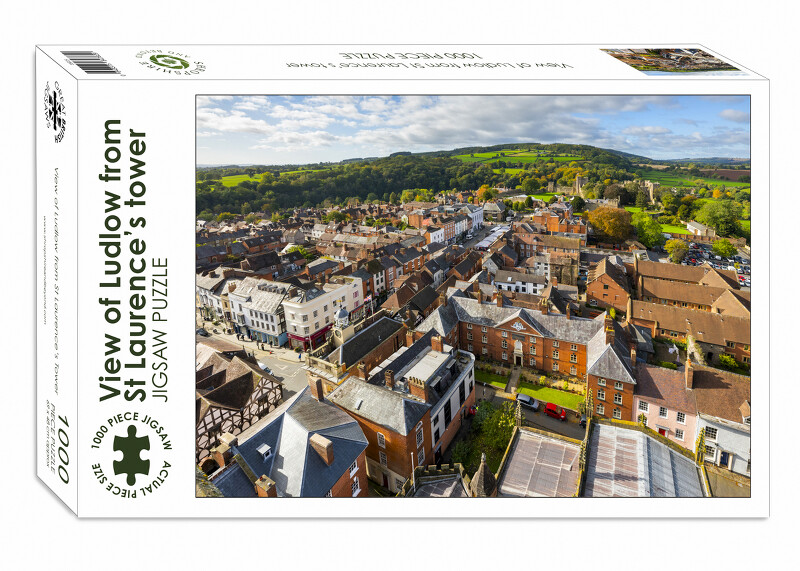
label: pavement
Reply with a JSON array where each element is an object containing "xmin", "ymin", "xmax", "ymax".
[{"xmin": 197, "ymin": 313, "xmax": 310, "ymax": 398}]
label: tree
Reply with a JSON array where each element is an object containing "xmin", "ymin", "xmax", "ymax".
[
  {"xmin": 197, "ymin": 210, "xmax": 214, "ymax": 221},
  {"xmin": 324, "ymin": 211, "xmax": 347, "ymax": 223},
  {"xmin": 587, "ymin": 206, "xmax": 633, "ymax": 243},
  {"xmin": 695, "ymin": 201, "xmax": 742, "ymax": 237},
  {"xmin": 570, "ymin": 196, "xmax": 586, "ymax": 212},
  {"xmin": 712, "ymin": 238, "xmax": 737, "ymax": 258},
  {"xmin": 216, "ymin": 212, "xmax": 236, "ymax": 223},
  {"xmin": 389, "ymin": 192, "xmax": 398, "ymax": 205},
  {"xmin": 548, "ymin": 195, "xmax": 558, "ymax": 205},
  {"xmin": 244, "ymin": 213, "xmax": 261, "ymax": 224},
  {"xmin": 525, "ymin": 196, "xmax": 533, "ymax": 208},
  {"xmin": 632, "ymin": 212, "xmax": 665, "ymax": 249},
  {"xmin": 665, "ymin": 239, "xmax": 689, "ymax": 263},
  {"xmin": 287, "ymin": 245, "xmax": 314, "ymax": 262},
  {"xmin": 635, "ymin": 191, "xmax": 649, "ymax": 208}
]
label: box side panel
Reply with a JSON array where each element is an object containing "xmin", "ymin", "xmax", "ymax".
[{"xmin": 36, "ymin": 48, "xmax": 79, "ymax": 514}]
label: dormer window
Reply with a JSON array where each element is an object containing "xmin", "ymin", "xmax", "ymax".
[{"xmin": 256, "ymin": 443, "xmax": 272, "ymax": 461}]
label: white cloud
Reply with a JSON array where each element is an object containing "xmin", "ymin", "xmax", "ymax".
[{"xmin": 719, "ymin": 109, "xmax": 750, "ymax": 123}]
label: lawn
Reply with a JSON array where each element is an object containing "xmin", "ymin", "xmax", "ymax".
[
  {"xmin": 475, "ymin": 369, "xmax": 509, "ymax": 390},
  {"xmin": 516, "ymin": 382, "xmax": 585, "ymax": 411},
  {"xmin": 624, "ymin": 206, "xmax": 643, "ymax": 214},
  {"xmin": 529, "ymin": 192, "xmax": 558, "ymax": 201},
  {"xmin": 661, "ymin": 224, "xmax": 692, "ymax": 235}
]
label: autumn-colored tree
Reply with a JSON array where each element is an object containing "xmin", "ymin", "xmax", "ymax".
[
  {"xmin": 587, "ymin": 206, "xmax": 633, "ymax": 243},
  {"xmin": 665, "ymin": 239, "xmax": 689, "ymax": 263},
  {"xmin": 476, "ymin": 184, "xmax": 495, "ymax": 202}
]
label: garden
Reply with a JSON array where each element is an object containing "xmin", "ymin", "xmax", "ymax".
[{"xmin": 450, "ymin": 400, "xmax": 516, "ymax": 474}]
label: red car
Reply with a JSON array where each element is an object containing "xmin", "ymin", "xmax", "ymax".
[{"xmin": 544, "ymin": 402, "xmax": 567, "ymax": 421}]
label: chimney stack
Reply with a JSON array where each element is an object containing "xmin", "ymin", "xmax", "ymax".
[
  {"xmin": 540, "ymin": 298, "xmax": 549, "ymax": 315},
  {"xmin": 431, "ymin": 335, "xmax": 444, "ymax": 353},
  {"xmin": 604, "ymin": 315, "xmax": 615, "ymax": 346},
  {"xmin": 309, "ymin": 434, "xmax": 335, "ymax": 466},
  {"xmin": 566, "ymin": 304, "xmax": 571, "ymax": 320},
  {"xmin": 385, "ymin": 369, "xmax": 395, "ymax": 389},
  {"xmin": 408, "ymin": 376, "xmax": 430, "ymax": 402},
  {"xmin": 629, "ymin": 338, "xmax": 637, "ymax": 364},
  {"xmin": 439, "ymin": 293, "xmax": 447, "ymax": 307},
  {"xmin": 685, "ymin": 359, "xmax": 695, "ymax": 390},
  {"xmin": 550, "ymin": 276, "xmax": 557, "ymax": 287},
  {"xmin": 228, "ymin": 282, "xmax": 237, "ymax": 293},
  {"xmin": 309, "ymin": 377, "xmax": 325, "ymax": 402},
  {"xmin": 406, "ymin": 329, "xmax": 415, "ymax": 347},
  {"xmin": 255, "ymin": 475, "xmax": 278, "ymax": 498},
  {"xmin": 357, "ymin": 361, "xmax": 367, "ymax": 379},
  {"xmin": 496, "ymin": 292, "xmax": 504, "ymax": 307}
]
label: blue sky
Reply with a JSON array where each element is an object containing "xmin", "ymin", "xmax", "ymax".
[{"xmin": 196, "ymin": 95, "xmax": 750, "ymax": 165}]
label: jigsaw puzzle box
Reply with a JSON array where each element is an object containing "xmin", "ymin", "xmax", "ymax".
[{"xmin": 35, "ymin": 44, "xmax": 768, "ymax": 517}]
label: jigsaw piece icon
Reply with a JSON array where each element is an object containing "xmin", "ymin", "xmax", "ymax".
[{"xmin": 113, "ymin": 424, "xmax": 150, "ymax": 486}]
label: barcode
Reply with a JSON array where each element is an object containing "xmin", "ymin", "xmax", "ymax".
[{"xmin": 61, "ymin": 51, "xmax": 121, "ymax": 75}]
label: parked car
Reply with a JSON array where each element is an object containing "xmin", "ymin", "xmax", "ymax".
[
  {"xmin": 544, "ymin": 402, "xmax": 567, "ymax": 421},
  {"xmin": 258, "ymin": 362, "xmax": 273, "ymax": 375},
  {"xmin": 745, "ymin": 279, "xmax": 751, "ymax": 287},
  {"xmin": 579, "ymin": 414, "xmax": 587, "ymax": 428},
  {"xmin": 517, "ymin": 394, "xmax": 540, "ymax": 411},
  {"xmin": 196, "ymin": 328, "xmax": 210, "ymax": 337}
]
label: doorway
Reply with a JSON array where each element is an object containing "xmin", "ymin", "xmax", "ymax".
[
  {"xmin": 720, "ymin": 451, "xmax": 730, "ymax": 468},
  {"xmin": 515, "ymin": 355, "xmax": 522, "ymax": 366},
  {"xmin": 658, "ymin": 428, "xmax": 667, "ymax": 436}
]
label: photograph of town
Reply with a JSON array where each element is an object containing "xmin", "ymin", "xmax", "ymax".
[
  {"xmin": 602, "ymin": 48, "xmax": 744, "ymax": 75},
  {"xmin": 194, "ymin": 95, "xmax": 752, "ymax": 500}
]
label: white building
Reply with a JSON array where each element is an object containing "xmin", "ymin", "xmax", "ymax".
[
  {"xmin": 426, "ymin": 226, "xmax": 445, "ymax": 245},
  {"xmin": 226, "ymin": 277, "xmax": 290, "ymax": 346},
  {"xmin": 459, "ymin": 204, "xmax": 484, "ymax": 229},
  {"xmin": 493, "ymin": 269, "xmax": 547, "ymax": 295},
  {"xmin": 283, "ymin": 276, "xmax": 364, "ymax": 350}
]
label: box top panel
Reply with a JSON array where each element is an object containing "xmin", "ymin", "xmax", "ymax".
[{"xmin": 37, "ymin": 44, "xmax": 764, "ymax": 81}]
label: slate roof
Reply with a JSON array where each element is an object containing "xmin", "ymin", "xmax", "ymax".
[
  {"xmin": 586, "ymin": 319, "xmax": 636, "ymax": 384},
  {"xmin": 211, "ymin": 387, "xmax": 368, "ymax": 498},
  {"xmin": 495, "ymin": 269, "xmax": 547, "ymax": 285},
  {"xmin": 583, "ymin": 423, "xmax": 704, "ymax": 497},
  {"xmin": 588, "ymin": 257, "xmax": 630, "ymax": 292},
  {"xmin": 408, "ymin": 285, "xmax": 439, "ymax": 313},
  {"xmin": 333, "ymin": 317, "xmax": 404, "ymax": 368},
  {"xmin": 327, "ymin": 378, "xmax": 430, "ymax": 435},
  {"xmin": 415, "ymin": 298, "xmax": 460, "ymax": 338}
]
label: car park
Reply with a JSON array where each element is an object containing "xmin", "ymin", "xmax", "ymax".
[
  {"xmin": 517, "ymin": 394, "xmax": 540, "ymax": 411},
  {"xmin": 544, "ymin": 402, "xmax": 567, "ymax": 421}
]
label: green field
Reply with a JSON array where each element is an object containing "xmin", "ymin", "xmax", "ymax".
[
  {"xmin": 492, "ymin": 168, "xmax": 526, "ymax": 175},
  {"xmin": 661, "ymin": 224, "xmax": 691, "ymax": 235},
  {"xmin": 624, "ymin": 206, "xmax": 643, "ymax": 214},
  {"xmin": 517, "ymin": 382, "xmax": 585, "ymax": 412},
  {"xmin": 454, "ymin": 150, "xmax": 584, "ymax": 165},
  {"xmin": 218, "ymin": 173, "xmax": 263, "ymax": 187},
  {"xmin": 641, "ymin": 169, "xmax": 750, "ymax": 189}
]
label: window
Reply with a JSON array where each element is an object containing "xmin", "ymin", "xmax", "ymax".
[
  {"xmin": 481, "ymin": 326, "xmax": 487, "ymax": 332},
  {"xmin": 552, "ymin": 362, "xmax": 559, "ymax": 372},
  {"xmin": 325, "ymin": 489, "xmax": 332, "ymax": 498},
  {"xmin": 303, "ymin": 327, "xmax": 309, "ymax": 334},
  {"xmin": 613, "ymin": 393, "xmax": 622, "ymax": 405},
  {"xmin": 501, "ymin": 340, "xmax": 508, "ymax": 349},
  {"xmin": 726, "ymin": 341, "xmax": 735, "ymax": 348},
  {"xmin": 571, "ymin": 344, "xmax": 577, "ymax": 351},
  {"xmin": 377, "ymin": 432, "xmax": 385, "ymax": 448},
  {"xmin": 676, "ymin": 412, "xmax": 686, "ymax": 424},
  {"xmin": 597, "ymin": 404, "xmax": 604, "ymax": 415},
  {"xmin": 570, "ymin": 353, "xmax": 577, "ymax": 363},
  {"xmin": 468, "ymin": 344, "xmax": 473, "ymax": 352},
  {"xmin": 614, "ymin": 381, "xmax": 623, "ymax": 390},
  {"xmin": 353, "ymin": 292, "xmax": 358, "ymax": 299},
  {"xmin": 597, "ymin": 389, "xmax": 605, "ymax": 401},
  {"xmin": 531, "ymin": 337, "xmax": 536, "ymax": 344},
  {"xmin": 659, "ymin": 406, "xmax": 668, "ymax": 418},
  {"xmin": 597, "ymin": 378, "xmax": 606, "ymax": 387},
  {"xmin": 743, "ymin": 356, "xmax": 750, "ymax": 364},
  {"xmin": 349, "ymin": 460, "xmax": 358, "ymax": 477},
  {"xmin": 395, "ymin": 478, "xmax": 405, "ymax": 491},
  {"xmin": 302, "ymin": 314, "xmax": 308, "ymax": 322},
  {"xmin": 704, "ymin": 445, "xmax": 715, "ymax": 457},
  {"xmin": 570, "ymin": 366, "xmax": 577, "ymax": 375},
  {"xmin": 705, "ymin": 427, "xmax": 718, "ymax": 441},
  {"xmin": 482, "ymin": 348, "xmax": 488, "ymax": 355},
  {"xmin": 325, "ymin": 316, "xmax": 330, "ymax": 324},
  {"xmin": 613, "ymin": 408, "xmax": 621, "ymax": 420},
  {"xmin": 552, "ymin": 340, "xmax": 559, "ymax": 348},
  {"xmin": 501, "ymin": 330, "xmax": 508, "ymax": 338},
  {"xmin": 466, "ymin": 323, "xmax": 472, "ymax": 329},
  {"xmin": 482, "ymin": 335, "xmax": 487, "ymax": 343},
  {"xmin": 416, "ymin": 422, "xmax": 424, "ymax": 447},
  {"xmin": 379, "ymin": 451, "xmax": 387, "ymax": 466},
  {"xmin": 314, "ymin": 322, "xmax": 319, "ymax": 330},
  {"xmin": 639, "ymin": 401, "xmax": 649, "ymax": 412},
  {"xmin": 675, "ymin": 429, "xmax": 684, "ymax": 441},
  {"xmin": 313, "ymin": 310, "xmax": 318, "ymax": 318},
  {"xmin": 467, "ymin": 333, "xmax": 473, "ymax": 341},
  {"xmin": 459, "ymin": 382, "xmax": 466, "ymax": 406},
  {"xmin": 502, "ymin": 352, "xmax": 508, "ymax": 360},
  {"xmin": 323, "ymin": 305, "xmax": 328, "ymax": 312},
  {"xmin": 530, "ymin": 358, "xmax": 535, "ymax": 366},
  {"xmin": 552, "ymin": 350, "xmax": 559, "ymax": 359},
  {"xmin": 434, "ymin": 428, "xmax": 440, "ymax": 443},
  {"xmin": 351, "ymin": 477, "xmax": 361, "ymax": 497},
  {"xmin": 417, "ymin": 448, "xmax": 425, "ymax": 466}
]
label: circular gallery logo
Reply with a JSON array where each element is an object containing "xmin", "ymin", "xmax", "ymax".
[
  {"xmin": 135, "ymin": 49, "xmax": 206, "ymax": 75},
  {"xmin": 44, "ymin": 81, "xmax": 66, "ymax": 143},
  {"xmin": 89, "ymin": 411, "xmax": 172, "ymax": 499}
]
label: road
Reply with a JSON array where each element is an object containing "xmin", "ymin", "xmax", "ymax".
[{"xmin": 198, "ymin": 320, "xmax": 310, "ymax": 399}]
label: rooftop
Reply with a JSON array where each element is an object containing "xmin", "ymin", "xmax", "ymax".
[{"xmin": 497, "ymin": 429, "xmax": 581, "ymax": 497}]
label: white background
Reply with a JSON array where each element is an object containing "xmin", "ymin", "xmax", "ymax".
[{"xmin": 3, "ymin": 0, "xmax": 795, "ymax": 568}]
